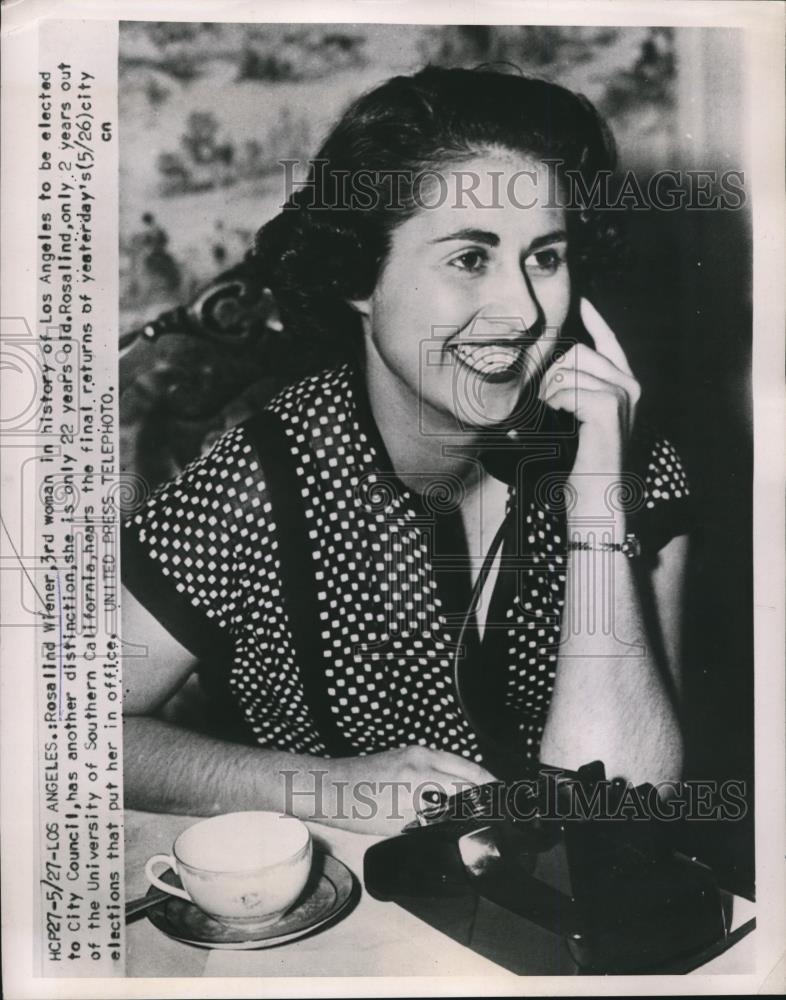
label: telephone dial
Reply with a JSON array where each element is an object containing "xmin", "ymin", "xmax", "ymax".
[{"xmin": 363, "ymin": 760, "xmax": 732, "ymax": 975}]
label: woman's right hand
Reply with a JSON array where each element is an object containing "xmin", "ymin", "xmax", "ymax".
[{"xmin": 284, "ymin": 746, "xmax": 496, "ymax": 837}]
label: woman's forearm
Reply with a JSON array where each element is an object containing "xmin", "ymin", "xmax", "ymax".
[
  {"xmin": 540, "ymin": 528, "xmax": 683, "ymax": 786},
  {"xmin": 123, "ymin": 715, "xmax": 326, "ymax": 818},
  {"xmin": 123, "ymin": 716, "xmax": 496, "ymax": 834}
]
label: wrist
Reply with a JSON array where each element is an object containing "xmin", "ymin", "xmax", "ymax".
[
  {"xmin": 565, "ymin": 477, "xmax": 628, "ymax": 530},
  {"xmin": 572, "ymin": 426, "xmax": 623, "ymax": 474},
  {"xmin": 567, "ymin": 427, "xmax": 628, "ymax": 525}
]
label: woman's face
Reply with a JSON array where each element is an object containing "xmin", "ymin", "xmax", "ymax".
[{"xmin": 357, "ymin": 152, "xmax": 572, "ymax": 432}]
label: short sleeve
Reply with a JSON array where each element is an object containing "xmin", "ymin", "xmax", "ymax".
[
  {"xmin": 121, "ymin": 424, "xmax": 262, "ymax": 661},
  {"xmin": 630, "ymin": 434, "xmax": 694, "ymax": 556}
]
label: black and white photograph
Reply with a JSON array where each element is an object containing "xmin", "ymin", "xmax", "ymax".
[
  {"xmin": 0, "ymin": 3, "xmax": 784, "ymax": 996},
  {"xmin": 117, "ymin": 17, "xmax": 758, "ymax": 978}
]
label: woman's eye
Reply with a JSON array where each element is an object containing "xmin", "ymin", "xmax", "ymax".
[
  {"xmin": 524, "ymin": 247, "xmax": 566, "ymax": 275},
  {"xmin": 449, "ymin": 249, "xmax": 488, "ymax": 274}
]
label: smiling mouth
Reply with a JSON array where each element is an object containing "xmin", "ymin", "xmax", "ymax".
[{"xmin": 453, "ymin": 341, "xmax": 528, "ymax": 381}]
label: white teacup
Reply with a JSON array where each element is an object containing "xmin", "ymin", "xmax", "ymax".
[{"xmin": 145, "ymin": 811, "xmax": 312, "ymax": 930}]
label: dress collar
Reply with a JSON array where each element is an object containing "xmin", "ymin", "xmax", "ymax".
[{"xmin": 343, "ymin": 356, "xmax": 577, "ymax": 511}]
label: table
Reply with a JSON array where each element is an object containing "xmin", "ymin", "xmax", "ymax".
[{"xmin": 124, "ymin": 810, "xmax": 756, "ymax": 979}]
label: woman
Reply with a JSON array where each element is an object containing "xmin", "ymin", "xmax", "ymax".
[{"xmin": 122, "ymin": 67, "xmax": 689, "ymax": 835}]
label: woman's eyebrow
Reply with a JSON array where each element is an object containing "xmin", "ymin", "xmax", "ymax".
[
  {"xmin": 430, "ymin": 228, "xmax": 500, "ymax": 247},
  {"xmin": 429, "ymin": 228, "xmax": 568, "ymax": 251},
  {"xmin": 524, "ymin": 230, "xmax": 568, "ymax": 253}
]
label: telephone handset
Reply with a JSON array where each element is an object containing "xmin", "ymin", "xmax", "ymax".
[
  {"xmin": 478, "ymin": 297, "xmax": 653, "ymax": 510},
  {"xmin": 363, "ymin": 760, "xmax": 729, "ymax": 974},
  {"xmin": 476, "ymin": 299, "xmax": 594, "ymax": 487}
]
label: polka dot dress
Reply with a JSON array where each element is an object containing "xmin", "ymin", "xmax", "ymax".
[
  {"xmin": 123, "ymin": 363, "xmax": 692, "ymax": 764},
  {"xmin": 645, "ymin": 438, "xmax": 690, "ymax": 507}
]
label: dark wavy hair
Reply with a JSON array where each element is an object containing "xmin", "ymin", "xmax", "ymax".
[{"xmin": 250, "ymin": 65, "xmax": 619, "ymax": 352}]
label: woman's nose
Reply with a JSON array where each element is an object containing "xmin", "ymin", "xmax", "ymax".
[{"xmin": 473, "ymin": 270, "xmax": 540, "ymax": 337}]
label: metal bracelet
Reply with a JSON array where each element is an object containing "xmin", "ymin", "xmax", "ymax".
[{"xmin": 567, "ymin": 533, "xmax": 642, "ymax": 559}]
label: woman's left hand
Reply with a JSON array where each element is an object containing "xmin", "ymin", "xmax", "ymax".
[
  {"xmin": 538, "ymin": 298, "xmax": 641, "ymax": 516},
  {"xmin": 540, "ymin": 299, "xmax": 641, "ymax": 472}
]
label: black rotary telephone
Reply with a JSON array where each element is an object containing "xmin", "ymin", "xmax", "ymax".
[{"xmin": 363, "ymin": 760, "xmax": 731, "ymax": 975}]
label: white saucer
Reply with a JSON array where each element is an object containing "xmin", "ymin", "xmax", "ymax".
[{"xmin": 146, "ymin": 853, "xmax": 356, "ymax": 950}]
